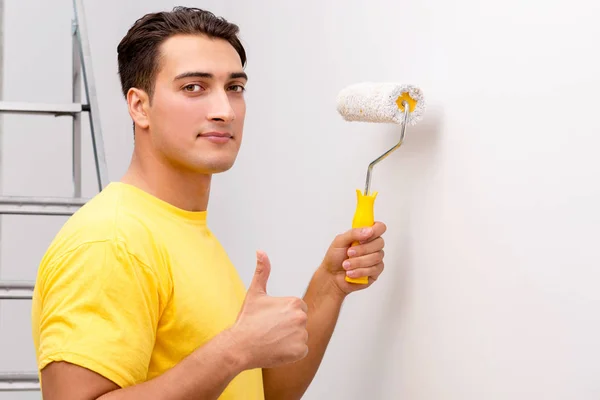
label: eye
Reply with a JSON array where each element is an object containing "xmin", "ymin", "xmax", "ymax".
[
  {"xmin": 228, "ymin": 84, "xmax": 246, "ymax": 93},
  {"xmin": 183, "ymin": 84, "xmax": 203, "ymax": 92}
]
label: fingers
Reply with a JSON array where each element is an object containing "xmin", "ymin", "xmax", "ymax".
[
  {"xmin": 343, "ymin": 250, "xmax": 384, "ymax": 272},
  {"xmin": 333, "ymin": 221, "xmax": 387, "ymax": 247},
  {"xmin": 341, "ymin": 223, "xmax": 386, "ymax": 282},
  {"xmin": 347, "ymin": 237, "xmax": 384, "ymax": 258},
  {"xmin": 367, "ymin": 221, "xmax": 387, "ymax": 242},
  {"xmin": 345, "ymin": 261, "xmax": 385, "ymax": 281}
]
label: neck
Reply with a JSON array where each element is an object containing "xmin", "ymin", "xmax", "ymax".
[{"xmin": 121, "ymin": 145, "xmax": 211, "ymax": 212}]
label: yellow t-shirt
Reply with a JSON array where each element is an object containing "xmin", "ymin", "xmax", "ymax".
[{"xmin": 31, "ymin": 182, "xmax": 264, "ymax": 399}]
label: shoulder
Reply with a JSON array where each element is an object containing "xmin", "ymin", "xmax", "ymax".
[
  {"xmin": 37, "ymin": 183, "xmax": 172, "ymax": 296},
  {"xmin": 43, "ymin": 183, "xmax": 163, "ymax": 263}
]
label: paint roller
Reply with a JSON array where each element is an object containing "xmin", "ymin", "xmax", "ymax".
[{"xmin": 336, "ymin": 82, "xmax": 426, "ymax": 284}]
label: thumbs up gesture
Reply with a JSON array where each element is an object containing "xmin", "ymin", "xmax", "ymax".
[{"xmin": 230, "ymin": 251, "xmax": 309, "ymax": 369}]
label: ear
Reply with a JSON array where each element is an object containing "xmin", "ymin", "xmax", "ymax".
[{"xmin": 127, "ymin": 88, "xmax": 150, "ymax": 130}]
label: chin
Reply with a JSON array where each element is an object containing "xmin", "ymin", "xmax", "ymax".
[
  {"xmin": 192, "ymin": 159, "xmax": 237, "ymax": 175},
  {"xmin": 204, "ymin": 164, "xmax": 235, "ymax": 174}
]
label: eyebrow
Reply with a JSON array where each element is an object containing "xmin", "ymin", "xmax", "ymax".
[{"xmin": 173, "ymin": 71, "xmax": 248, "ymax": 81}]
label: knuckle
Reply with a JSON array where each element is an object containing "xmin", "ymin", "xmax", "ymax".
[
  {"xmin": 352, "ymin": 258, "xmax": 364, "ymax": 269},
  {"xmin": 301, "ymin": 311, "xmax": 309, "ymax": 323},
  {"xmin": 301, "ymin": 344, "xmax": 309, "ymax": 357},
  {"xmin": 293, "ymin": 342, "xmax": 308, "ymax": 358},
  {"xmin": 295, "ymin": 310, "xmax": 308, "ymax": 323},
  {"xmin": 367, "ymin": 253, "xmax": 379, "ymax": 265},
  {"xmin": 350, "ymin": 245, "xmax": 361, "ymax": 257},
  {"xmin": 291, "ymin": 297, "xmax": 303, "ymax": 308}
]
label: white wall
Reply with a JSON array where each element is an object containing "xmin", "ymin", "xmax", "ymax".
[{"xmin": 2, "ymin": 0, "xmax": 600, "ymax": 399}]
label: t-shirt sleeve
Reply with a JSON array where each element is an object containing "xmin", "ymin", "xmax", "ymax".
[{"xmin": 36, "ymin": 239, "xmax": 169, "ymax": 388}]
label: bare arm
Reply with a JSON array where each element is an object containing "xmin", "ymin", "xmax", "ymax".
[
  {"xmin": 262, "ymin": 222, "xmax": 387, "ymax": 400},
  {"xmin": 41, "ymin": 329, "xmax": 247, "ymax": 400},
  {"xmin": 262, "ymin": 267, "xmax": 345, "ymax": 400}
]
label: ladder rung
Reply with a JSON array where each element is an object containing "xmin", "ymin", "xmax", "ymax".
[
  {"xmin": 0, "ymin": 372, "xmax": 39, "ymax": 391},
  {"xmin": 0, "ymin": 281, "xmax": 35, "ymax": 299},
  {"xmin": 0, "ymin": 196, "xmax": 88, "ymax": 216},
  {"xmin": 0, "ymin": 101, "xmax": 88, "ymax": 115}
]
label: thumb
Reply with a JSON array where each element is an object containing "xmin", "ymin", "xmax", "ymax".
[{"xmin": 248, "ymin": 250, "xmax": 271, "ymax": 295}]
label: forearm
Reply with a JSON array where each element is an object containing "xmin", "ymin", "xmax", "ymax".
[
  {"xmin": 262, "ymin": 267, "xmax": 346, "ymax": 400},
  {"xmin": 99, "ymin": 329, "xmax": 246, "ymax": 400}
]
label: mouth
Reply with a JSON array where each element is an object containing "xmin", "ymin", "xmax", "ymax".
[
  {"xmin": 198, "ymin": 131, "xmax": 233, "ymax": 138},
  {"xmin": 197, "ymin": 131, "xmax": 233, "ymax": 143}
]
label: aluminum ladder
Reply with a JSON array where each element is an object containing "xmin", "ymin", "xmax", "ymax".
[{"xmin": 0, "ymin": 0, "xmax": 108, "ymax": 392}]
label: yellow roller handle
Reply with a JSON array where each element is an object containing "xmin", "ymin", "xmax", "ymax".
[{"xmin": 346, "ymin": 189, "xmax": 378, "ymax": 284}]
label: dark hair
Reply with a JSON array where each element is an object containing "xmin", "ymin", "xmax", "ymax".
[{"xmin": 117, "ymin": 7, "xmax": 246, "ymax": 101}]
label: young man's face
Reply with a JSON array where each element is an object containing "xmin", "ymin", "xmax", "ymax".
[{"xmin": 143, "ymin": 34, "xmax": 247, "ymax": 175}]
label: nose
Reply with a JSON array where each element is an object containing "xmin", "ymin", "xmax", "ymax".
[{"xmin": 206, "ymin": 90, "xmax": 235, "ymax": 123}]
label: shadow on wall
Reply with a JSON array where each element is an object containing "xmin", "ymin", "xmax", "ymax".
[{"xmin": 359, "ymin": 104, "xmax": 445, "ymax": 399}]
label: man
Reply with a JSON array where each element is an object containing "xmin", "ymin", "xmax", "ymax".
[{"xmin": 31, "ymin": 6, "xmax": 386, "ymax": 400}]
